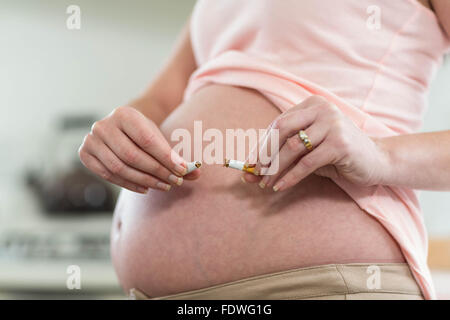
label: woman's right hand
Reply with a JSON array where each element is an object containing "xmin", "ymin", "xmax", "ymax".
[{"xmin": 78, "ymin": 106, "xmax": 199, "ymax": 193}]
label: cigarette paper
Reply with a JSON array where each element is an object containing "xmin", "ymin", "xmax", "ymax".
[
  {"xmin": 227, "ymin": 159, "xmax": 245, "ymax": 170},
  {"xmin": 186, "ymin": 161, "xmax": 202, "ymax": 174},
  {"xmin": 224, "ymin": 159, "xmax": 258, "ymax": 175}
]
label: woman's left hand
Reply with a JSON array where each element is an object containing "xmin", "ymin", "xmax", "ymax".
[{"xmin": 244, "ymin": 95, "xmax": 391, "ymax": 192}]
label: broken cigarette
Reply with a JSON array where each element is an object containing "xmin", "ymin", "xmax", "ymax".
[
  {"xmin": 224, "ymin": 159, "xmax": 258, "ymax": 175},
  {"xmin": 186, "ymin": 161, "xmax": 202, "ymax": 174}
]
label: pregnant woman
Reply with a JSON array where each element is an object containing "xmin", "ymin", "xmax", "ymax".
[{"xmin": 79, "ymin": 0, "xmax": 450, "ymax": 299}]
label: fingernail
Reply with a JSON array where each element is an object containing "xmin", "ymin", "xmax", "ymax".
[
  {"xmin": 156, "ymin": 182, "xmax": 171, "ymax": 191},
  {"xmin": 174, "ymin": 164, "xmax": 187, "ymax": 176},
  {"xmin": 260, "ymin": 176, "xmax": 270, "ymax": 188},
  {"xmin": 169, "ymin": 174, "xmax": 183, "ymax": 186},
  {"xmin": 170, "ymin": 150, "xmax": 187, "ymax": 173},
  {"xmin": 137, "ymin": 187, "xmax": 148, "ymax": 194},
  {"xmin": 240, "ymin": 176, "xmax": 247, "ymax": 184},
  {"xmin": 273, "ymin": 181, "xmax": 284, "ymax": 192}
]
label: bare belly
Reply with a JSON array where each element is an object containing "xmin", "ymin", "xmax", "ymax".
[{"xmin": 111, "ymin": 84, "xmax": 405, "ymax": 297}]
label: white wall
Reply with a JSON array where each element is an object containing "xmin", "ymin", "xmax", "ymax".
[
  {"xmin": 1, "ymin": 0, "xmax": 449, "ymax": 235},
  {"xmin": 0, "ymin": 0, "xmax": 196, "ymax": 176},
  {"xmin": 421, "ymin": 60, "xmax": 450, "ymax": 236}
]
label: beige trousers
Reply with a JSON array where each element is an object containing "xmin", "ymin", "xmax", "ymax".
[{"xmin": 129, "ymin": 263, "xmax": 423, "ymax": 300}]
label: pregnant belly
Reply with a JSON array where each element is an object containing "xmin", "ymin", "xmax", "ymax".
[{"xmin": 111, "ymin": 84, "xmax": 405, "ymax": 297}]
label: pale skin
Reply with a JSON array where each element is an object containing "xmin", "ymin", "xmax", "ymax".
[{"xmin": 79, "ymin": 0, "xmax": 450, "ymax": 194}]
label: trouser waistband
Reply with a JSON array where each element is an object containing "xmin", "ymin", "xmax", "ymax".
[{"xmin": 129, "ymin": 263, "xmax": 423, "ymax": 300}]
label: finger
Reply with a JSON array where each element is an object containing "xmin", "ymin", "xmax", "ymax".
[
  {"xmin": 101, "ymin": 128, "xmax": 183, "ymax": 186},
  {"xmin": 79, "ymin": 150, "xmax": 148, "ymax": 194},
  {"xmin": 116, "ymin": 109, "xmax": 187, "ymax": 176},
  {"xmin": 246, "ymin": 127, "xmax": 269, "ymax": 166},
  {"xmin": 265, "ymin": 95, "xmax": 328, "ymax": 131},
  {"xmin": 184, "ymin": 169, "xmax": 201, "ymax": 180},
  {"xmin": 260, "ymin": 123, "xmax": 328, "ymax": 188},
  {"xmin": 245, "ymin": 98, "xmax": 311, "ymax": 169},
  {"xmin": 255, "ymin": 107, "xmax": 320, "ymax": 173},
  {"xmin": 261, "ymin": 95, "xmax": 328, "ymax": 153},
  {"xmin": 276, "ymin": 107, "xmax": 320, "ymax": 142},
  {"xmin": 272, "ymin": 143, "xmax": 336, "ymax": 192},
  {"xmin": 246, "ymin": 106, "xmax": 298, "ymax": 169},
  {"xmin": 254, "ymin": 96, "xmax": 331, "ymax": 170},
  {"xmin": 85, "ymin": 134, "xmax": 172, "ymax": 191},
  {"xmin": 241, "ymin": 172, "xmax": 261, "ymax": 183}
]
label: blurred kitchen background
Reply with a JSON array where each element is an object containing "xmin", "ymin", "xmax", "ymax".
[{"xmin": 0, "ymin": 0, "xmax": 449, "ymax": 299}]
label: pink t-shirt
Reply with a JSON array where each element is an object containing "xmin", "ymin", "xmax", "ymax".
[{"xmin": 184, "ymin": 0, "xmax": 450, "ymax": 299}]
